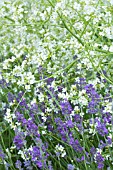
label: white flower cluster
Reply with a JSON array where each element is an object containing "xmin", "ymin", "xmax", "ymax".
[
  {"xmin": 55, "ymin": 144, "xmax": 66, "ymax": 157},
  {"xmin": 1, "ymin": 0, "xmax": 112, "ymax": 89},
  {"xmin": 4, "ymin": 108, "xmax": 16, "ymax": 129},
  {"xmin": 103, "ymin": 101, "xmax": 112, "ymax": 113}
]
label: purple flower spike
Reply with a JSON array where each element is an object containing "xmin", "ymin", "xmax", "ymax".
[
  {"xmin": 15, "ymin": 160, "xmax": 23, "ymax": 170},
  {"xmin": 96, "ymin": 153, "xmax": 104, "ymax": 169},
  {"xmin": 68, "ymin": 164, "xmax": 75, "ymax": 170},
  {"xmin": 14, "ymin": 132, "xmax": 25, "ymax": 150},
  {"xmin": 60, "ymin": 99, "xmax": 72, "ymax": 115}
]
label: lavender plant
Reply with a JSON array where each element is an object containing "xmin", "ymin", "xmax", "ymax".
[{"xmin": 0, "ymin": 0, "xmax": 113, "ymax": 170}]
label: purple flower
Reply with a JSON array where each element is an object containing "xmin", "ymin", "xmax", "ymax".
[
  {"xmin": 29, "ymin": 139, "xmax": 49, "ymax": 168},
  {"xmin": 15, "ymin": 111, "xmax": 28, "ymax": 127},
  {"xmin": 54, "ymin": 117, "xmax": 62, "ymax": 124},
  {"xmin": 30, "ymin": 103, "xmax": 38, "ymax": 113},
  {"xmin": 96, "ymin": 121, "xmax": 108, "ymax": 136},
  {"xmin": 76, "ymin": 78, "xmax": 86, "ymax": 90},
  {"xmin": 98, "ymin": 140, "xmax": 107, "ymax": 149},
  {"xmin": 102, "ymin": 112, "xmax": 111, "ymax": 124},
  {"xmin": 48, "ymin": 161, "xmax": 53, "ymax": 170},
  {"xmin": 36, "ymin": 160, "xmax": 43, "ymax": 168},
  {"xmin": 0, "ymin": 149, "xmax": 5, "ymax": 159},
  {"xmin": 13, "ymin": 132, "xmax": 25, "ymax": 150},
  {"xmin": 76, "ymin": 156, "xmax": 84, "ymax": 162},
  {"xmin": 57, "ymin": 122, "xmax": 68, "ymax": 142},
  {"xmin": 0, "ymin": 78, "xmax": 9, "ymax": 88},
  {"xmin": 87, "ymin": 100, "xmax": 98, "ymax": 114},
  {"xmin": 38, "ymin": 65, "xmax": 43, "ymax": 73},
  {"xmin": 79, "ymin": 78, "xmax": 86, "ymax": 85},
  {"xmin": 84, "ymin": 84, "xmax": 100, "ymax": 100},
  {"xmin": 30, "ymin": 146, "xmax": 40, "ymax": 162},
  {"xmin": 24, "ymin": 160, "xmax": 33, "ymax": 170},
  {"xmin": 67, "ymin": 164, "xmax": 75, "ymax": 170},
  {"xmin": 7, "ymin": 92, "xmax": 15, "ymax": 102},
  {"xmin": 67, "ymin": 120, "xmax": 74, "ymax": 128},
  {"xmin": 20, "ymin": 98, "xmax": 28, "ymax": 108},
  {"xmin": 38, "ymin": 102, "xmax": 45, "ymax": 113},
  {"xmin": 104, "ymin": 94, "xmax": 112, "ymax": 102},
  {"xmin": 68, "ymin": 139, "xmax": 83, "ymax": 153},
  {"xmin": 60, "ymin": 99, "xmax": 72, "ymax": 115},
  {"xmin": 74, "ymin": 139, "xmax": 83, "ymax": 152},
  {"xmin": 90, "ymin": 146, "xmax": 96, "ymax": 155},
  {"xmin": 69, "ymin": 134, "xmax": 74, "ymax": 145},
  {"xmin": 15, "ymin": 160, "xmax": 23, "ymax": 169},
  {"xmin": 73, "ymin": 114, "xmax": 81, "ymax": 122},
  {"xmin": 84, "ymin": 84, "xmax": 94, "ymax": 94},
  {"xmin": 96, "ymin": 153, "xmax": 104, "ymax": 169},
  {"xmin": 107, "ymin": 137, "xmax": 112, "ymax": 145},
  {"xmin": 76, "ymin": 123, "xmax": 84, "ymax": 132},
  {"xmin": 46, "ymin": 78, "xmax": 54, "ymax": 85},
  {"xmin": 84, "ymin": 84, "xmax": 101, "ymax": 114},
  {"xmin": 26, "ymin": 119, "xmax": 38, "ymax": 136},
  {"xmin": 58, "ymin": 86, "xmax": 63, "ymax": 92}
]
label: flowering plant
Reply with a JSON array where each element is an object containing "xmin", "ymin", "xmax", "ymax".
[{"xmin": 0, "ymin": 0, "xmax": 113, "ymax": 169}]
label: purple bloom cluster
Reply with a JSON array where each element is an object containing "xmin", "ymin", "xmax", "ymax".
[
  {"xmin": 8, "ymin": 92, "xmax": 15, "ymax": 102},
  {"xmin": 102, "ymin": 111, "xmax": 112, "ymax": 124},
  {"xmin": 15, "ymin": 160, "xmax": 23, "ymax": 170},
  {"xmin": 84, "ymin": 84, "xmax": 100, "ymax": 114},
  {"xmin": 24, "ymin": 160, "xmax": 33, "ymax": 170},
  {"xmin": 76, "ymin": 155, "xmax": 85, "ymax": 162},
  {"xmin": 60, "ymin": 99, "xmax": 72, "ymax": 115},
  {"xmin": 96, "ymin": 120, "xmax": 108, "ymax": 136},
  {"xmin": 2, "ymin": 75, "xmax": 113, "ymax": 170},
  {"xmin": 15, "ymin": 111, "xmax": 39, "ymax": 136},
  {"xmin": 96, "ymin": 153, "xmax": 104, "ymax": 169},
  {"xmin": 0, "ymin": 78, "xmax": 9, "ymax": 88},
  {"xmin": 67, "ymin": 164, "xmax": 75, "ymax": 170},
  {"xmin": 13, "ymin": 131, "xmax": 25, "ymax": 150},
  {"xmin": 55, "ymin": 117, "xmax": 69, "ymax": 142},
  {"xmin": 72, "ymin": 139, "xmax": 83, "ymax": 152},
  {"xmin": 0, "ymin": 149, "xmax": 5, "ymax": 159},
  {"xmin": 28, "ymin": 138, "xmax": 49, "ymax": 169},
  {"xmin": 76, "ymin": 78, "xmax": 86, "ymax": 90}
]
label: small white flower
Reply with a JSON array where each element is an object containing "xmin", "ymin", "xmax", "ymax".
[
  {"xmin": 109, "ymin": 45, "xmax": 113, "ymax": 52},
  {"xmin": 103, "ymin": 102, "xmax": 112, "ymax": 113},
  {"xmin": 25, "ymin": 84, "xmax": 31, "ymax": 90},
  {"xmin": 42, "ymin": 116, "xmax": 47, "ymax": 122},
  {"xmin": 31, "ymin": 98, "xmax": 37, "ymax": 105},
  {"xmin": 74, "ymin": 106, "xmax": 79, "ymax": 112},
  {"xmin": 55, "ymin": 144, "xmax": 66, "ymax": 157},
  {"xmin": 96, "ymin": 148, "xmax": 102, "ymax": 154},
  {"xmin": 38, "ymin": 93, "xmax": 44, "ymax": 102},
  {"xmin": 18, "ymin": 150, "xmax": 26, "ymax": 160},
  {"xmin": 78, "ymin": 96, "xmax": 88, "ymax": 106},
  {"xmin": 80, "ymin": 112, "xmax": 84, "ymax": 117},
  {"xmin": 0, "ymin": 74, "xmax": 2, "ymax": 80}
]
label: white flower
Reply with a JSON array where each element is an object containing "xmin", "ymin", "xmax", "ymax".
[
  {"xmin": 103, "ymin": 45, "xmax": 109, "ymax": 51},
  {"xmin": 55, "ymin": 144, "xmax": 66, "ymax": 157},
  {"xmin": 42, "ymin": 116, "xmax": 47, "ymax": 122},
  {"xmin": 38, "ymin": 92, "xmax": 44, "ymax": 102},
  {"xmin": 103, "ymin": 102, "xmax": 112, "ymax": 113},
  {"xmin": 78, "ymin": 91, "xmax": 88, "ymax": 106},
  {"xmin": 4, "ymin": 109, "xmax": 11, "ymax": 123},
  {"xmin": 80, "ymin": 112, "xmax": 84, "ymax": 117},
  {"xmin": 18, "ymin": 150, "xmax": 26, "ymax": 160},
  {"xmin": 25, "ymin": 84, "xmax": 31, "ymax": 91},
  {"xmin": 74, "ymin": 106, "xmax": 79, "ymax": 112},
  {"xmin": 109, "ymin": 45, "xmax": 113, "ymax": 52}
]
